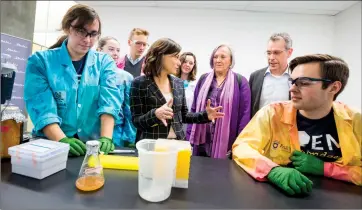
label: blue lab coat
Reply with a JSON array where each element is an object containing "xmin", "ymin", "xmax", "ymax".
[
  {"xmin": 113, "ymin": 69, "xmax": 136, "ymax": 146},
  {"xmin": 24, "ymin": 40, "xmax": 121, "ymax": 141}
]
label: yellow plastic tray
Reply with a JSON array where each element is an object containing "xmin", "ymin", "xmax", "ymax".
[{"xmin": 88, "ymin": 155, "xmax": 139, "ymax": 171}]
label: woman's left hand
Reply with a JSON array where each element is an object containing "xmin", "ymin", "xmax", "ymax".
[{"xmin": 206, "ymin": 99, "xmax": 224, "ymax": 123}]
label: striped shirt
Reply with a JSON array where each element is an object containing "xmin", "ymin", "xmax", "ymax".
[{"xmin": 72, "ymin": 54, "xmax": 87, "ymax": 83}]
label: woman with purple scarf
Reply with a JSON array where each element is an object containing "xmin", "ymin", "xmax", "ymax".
[{"xmin": 187, "ymin": 44, "xmax": 251, "ymax": 159}]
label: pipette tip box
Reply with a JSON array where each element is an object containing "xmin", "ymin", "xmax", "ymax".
[{"xmin": 8, "ymin": 139, "xmax": 70, "ymax": 179}]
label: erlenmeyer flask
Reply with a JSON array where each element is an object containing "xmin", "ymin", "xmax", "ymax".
[{"xmin": 75, "ymin": 140, "xmax": 105, "ymax": 191}]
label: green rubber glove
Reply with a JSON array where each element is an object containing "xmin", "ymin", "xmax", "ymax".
[
  {"xmin": 290, "ymin": 150, "xmax": 324, "ymax": 176},
  {"xmin": 128, "ymin": 143, "xmax": 135, "ymax": 148},
  {"xmin": 99, "ymin": 137, "xmax": 115, "ymax": 155},
  {"xmin": 267, "ymin": 167, "xmax": 313, "ymax": 196},
  {"xmin": 59, "ymin": 137, "xmax": 86, "ymax": 156}
]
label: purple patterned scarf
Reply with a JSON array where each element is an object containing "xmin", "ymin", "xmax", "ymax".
[{"xmin": 189, "ymin": 69, "xmax": 235, "ymax": 158}]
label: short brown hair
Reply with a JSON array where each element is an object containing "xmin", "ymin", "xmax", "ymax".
[
  {"xmin": 143, "ymin": 38, "xmax": 181, "ymax": 77},
  {"xmin": 289, "ymin": 54, "xmax": 349, "ymax": 100},
  {"xmin": 176, "ymin": 52, "xmax": 197, "ymax": 81},
  {"xmin": 49, "ymin": 4, "xmax": 101, "ymax": 49},
  {"xmin": 128, "ymin": 28, "xmax": 149, "ymax": 40}
]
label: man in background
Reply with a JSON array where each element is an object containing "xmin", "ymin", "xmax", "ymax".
[
  {"xmin": 249, "ymin": 32, "xmax": 293, "ymax": 118},
  {"xmin": 117, "ymin": 28, "xmax": 149, "ymax": 78}
]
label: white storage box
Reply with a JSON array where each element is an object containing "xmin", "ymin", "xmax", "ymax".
[{"xmin": 8, "ymin": 139, "xmax": 70, "ymax": 179}]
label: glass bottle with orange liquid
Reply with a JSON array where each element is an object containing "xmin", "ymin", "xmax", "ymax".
[{"xmin": 75, "ymin": 140, "xmax": 105, "ymax": 192}]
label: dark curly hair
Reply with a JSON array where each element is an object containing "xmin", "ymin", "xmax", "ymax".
[
  {"xmin": 142, "ymin": 38, "xmax": 181, "ymax": 77},
  {"xmin": 176, "ymin": 52, "xmax": 197, "ymax": 81}
]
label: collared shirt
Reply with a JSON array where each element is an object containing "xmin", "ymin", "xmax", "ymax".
[
  {"xmin": 259, "ymin": 66, "xmax": 290, "ymax": 109},
  {"xmin": 127, "ymin": 54, "xmax": 143, "ymax": 65}
]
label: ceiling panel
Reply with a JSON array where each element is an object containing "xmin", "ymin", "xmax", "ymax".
[
  {"xmin": 156, "ymin": 1, "xmax": 251, "ymax": 10},
  {"xmin": 245, "ymin": 6, "xmax": 339, "ymax": 16},
  {"xmin": 77, "ymin": 1, "xmax": 359, "ymax": 16},
  {"xmin": 156, "ymin": 1, "xmax": 251, "ymax": 7},
  {"xmin": 78, "ymin": 1, "xmax": 158, "ymax": 7},
  {"xmin": 247, "ymin": 1, "xmax": 358, "ymax": 11}
]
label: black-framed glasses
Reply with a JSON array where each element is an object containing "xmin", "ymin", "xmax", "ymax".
[
  {"xmin": 288, "ymin": 77, "xmax": 334, "ymax": 87},
  {"xmin": 71, "ymin": 25, "xmax": 100, "ymax": 39}
]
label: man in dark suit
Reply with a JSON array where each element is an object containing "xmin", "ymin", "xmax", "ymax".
[{"xmin": 249, "ymin": 33, "xmax": 294, "ymax": 118}]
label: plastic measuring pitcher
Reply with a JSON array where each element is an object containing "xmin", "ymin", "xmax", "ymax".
[{"xmin": 136, "ymin": 139, "xmax": 178, "ymax": 202}]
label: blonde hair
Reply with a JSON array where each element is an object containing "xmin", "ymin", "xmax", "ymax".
[
  {"xmin": 128, "ymin": 28, "xmax": 149, "ymax": 40},
  {"xmin": 97, "ymin": 36, "xmax": 119, "ymax": 51}
]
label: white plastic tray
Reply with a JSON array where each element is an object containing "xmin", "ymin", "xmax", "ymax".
[
  {"xmin": 8, "ymin": 139, "xmax": 70, "ymax": 162},
  {"xmin": 12, "ymin": 162, "xmax": 67, "ymax": 179}
]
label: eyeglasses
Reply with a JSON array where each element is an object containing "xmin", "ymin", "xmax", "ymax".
[
  {"xmin": 131, "ymin": 40, "xmax": 149, "ymax": 47},
  {"xmin": 71, "ymin": 25, "xmax": 100, "ymax": 39},
  {"xmin": 288, "ymin": 77, "xmax": 333, "ymax": 88},
  {"xmin": 265, "ymin": 50, "xmax": 287, "ymax": 57}
]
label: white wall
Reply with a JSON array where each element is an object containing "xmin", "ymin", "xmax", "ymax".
[
  {"xmin": 30, "ymin": 2, "xmax": 361, "ymax": 112},
  {"xmin": 334, "ymin": 2, "xmax": 361, "ymax": 110},
  {"xmin": 33, "ymin": 1, "xmax": 76, "ymax": 47},
  {"xmin": 94, "ymin": 6, "xmax": 335, "ymax": 80},
  {"xmin": 27, "ymin": 1, "xmax": 77, "ymax": 132}
]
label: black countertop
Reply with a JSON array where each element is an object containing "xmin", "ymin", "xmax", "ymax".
[{"xmin": 1, "ymin": 155, "xmax": 361, "ymax": 209}]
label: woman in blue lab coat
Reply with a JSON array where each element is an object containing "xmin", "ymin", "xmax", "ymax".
[
  {"xmin": 96, "ymin": 36, "xmax": 136, "ymax": 147},
  {"xmin": 24, "ymin": 4, "xmax": 121, "ymax": 156}
]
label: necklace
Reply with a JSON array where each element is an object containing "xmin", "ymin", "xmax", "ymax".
[{"xmin": 216, "ymin": 77, "xmax": 226, "ymax": 88}]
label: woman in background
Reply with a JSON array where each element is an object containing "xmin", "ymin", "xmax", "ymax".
[
  {"xmin": 187, "ymin": 44, "xmax": 251, "ymax": 159},
  {"xmin": 176, "ymin": 52, "xmax": 198, "ymax": 133},
  {"xmin": 130, "ymin": 38, "xmax": 224, "ymax": 141},
  {"xmin": 176, "ymin": 52, "xmax": 198, "ymax": 111},
  {"xmin": 97, "ymin": 36, "xmax": 136, "ymax": 147}
]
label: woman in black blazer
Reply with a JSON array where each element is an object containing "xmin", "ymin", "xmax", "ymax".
[{"xmin": 130, "ymin": 38, "xmax": 224, "ymax": 142}]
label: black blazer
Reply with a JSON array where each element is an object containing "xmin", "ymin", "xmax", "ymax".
[
  {"xmin": 249, "ymin": 67, "xmax": 268, "ymax": 118},
  {"xmin": 249, "ymin": 67, "xmax": 291, "ymax": 118},
  {"xmin": 130, "ymin": 75, "xmax": 210, "ymax": 142}
]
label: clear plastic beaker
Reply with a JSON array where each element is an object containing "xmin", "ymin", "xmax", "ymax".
[
  {"xmin": 75, "ymin": 140, "xmax": 104, "ymax": 192},
  {"xmin": 136, "ymin": 139, "xmax": 178, "ymax": 202}
]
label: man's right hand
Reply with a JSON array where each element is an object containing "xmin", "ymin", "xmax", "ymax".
[
  {"xmin": 267, "ymin": 166, "xmax": 313, "ymax": 196},
  {"xmin": 59, "ymin": 137, "xmax": 86, "ymax": 156}
]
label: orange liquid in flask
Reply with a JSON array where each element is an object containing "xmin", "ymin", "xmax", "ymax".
[{"xmin": 76, "ymin": 176, "xmax": 105, "ymax": 191}]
